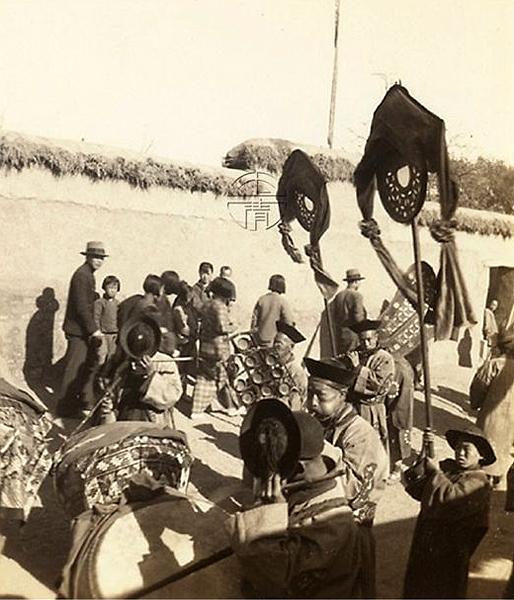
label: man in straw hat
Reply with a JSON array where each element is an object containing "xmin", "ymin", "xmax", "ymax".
[
  {"xmin": 304, "ymin": 356, "xmax": 389, "ymax": 598},
  {"xmin": 228, "ymin": 399, "xmax": 363, "ymax": 598},
  {"xmin": 403, "ymin": 425, "xmax": 496, "ymax": 599},
  {"xmin": 331, "ymin": 268, "xmax": 367, "ymax": 355},
  {"xmin": 56, "ymin": 241, "xmax": 107, "ymax": 418},
  {"xmin": 470, "ymin": 326, "xmax": 514, "ymax": 489}
]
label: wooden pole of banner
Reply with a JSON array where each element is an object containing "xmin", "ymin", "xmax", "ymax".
[
  {"xmin": 411, "ymin": 218, "xmax": 434, "ymax": 457},
  {"xmin": 318, "ymin": 246, "xmax": 338, "ymax": 356},
  {"xmin": 327, "ymin": 0, "xmax": 341, "ymax": 149},
  {"xmin": 322, "ymin": 0, "xmax": 340, "ymax": 356}
]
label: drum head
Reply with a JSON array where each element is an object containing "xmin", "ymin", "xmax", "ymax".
[{"xmin": 72, "ymin": 494, "xmax": 240, "ymax": 598}]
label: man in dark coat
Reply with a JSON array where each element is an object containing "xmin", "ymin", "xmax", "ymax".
[
  {"xmin": 332, "ymin": 269, "xmax": 367, "ymax": 354},
  {"xmin": 56, "ymin": 241, "xmax": 107, "ymax": 418},
  {"xmin": 403, "ymin": 426, "xmax": 496, "ymax": 599}
]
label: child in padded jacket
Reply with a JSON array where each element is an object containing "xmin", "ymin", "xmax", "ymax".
[{"xmin": 403, "ymin": 426, "xmax": 496, "ymax": 599}]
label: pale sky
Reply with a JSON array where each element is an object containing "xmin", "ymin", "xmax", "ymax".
[{"xmin": 0, "ymin": 0, "xmax": 512, "ymax": 166}]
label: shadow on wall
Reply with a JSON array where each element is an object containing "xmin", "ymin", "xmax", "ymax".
[
  {"xmin": 22, "ymin": 288, "xmax": 63, "ymax": 409},
  {"xmin": 457, "ymin": 327, "xmax": 473, "ymax": 368}
]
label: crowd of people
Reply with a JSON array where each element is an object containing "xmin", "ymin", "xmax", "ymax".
[{"xmin": 48, "ymin": 240, "xmax": 513, "ymax": 598}]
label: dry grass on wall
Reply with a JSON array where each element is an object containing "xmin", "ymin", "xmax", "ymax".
[
  {"xmin": 0, "ymin": 134, "xmax": 238, "ymax": 196},
  {"xmin": 1, "ymin": 133, "xmax": 512, "ymax": 239},
  {"xmin": 419, "ymin": 204, "xmax": 514, "ymax": 239},
  {"xmin": 223, "ymin": 138, "xmax": 355, "ymax": 181}
]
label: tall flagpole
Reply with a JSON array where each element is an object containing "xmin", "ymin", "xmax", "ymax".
[
  {"xmin": 327, "ymin": 0, "xmax": 341, "ymax": 149},
  {"xmin": 323, "ymin": 0, "xmax": 341, "ymax": 356},
  {"xmin": 411, "ymin": 218, "xmax": 434, "ymax": 457}
]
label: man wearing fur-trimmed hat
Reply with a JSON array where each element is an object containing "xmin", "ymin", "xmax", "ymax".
[
  {"xmin": 403, "ymin": 425, "xmax": 496, "ymax": 599},
  {"xmin": 229, "ymin": 399, "xmax": 364, "ymax": 598},
  {"xmin": 56, "ymin": 241, "xmax": 107, "ymax": 418},
  {"xmin": 331, "ymin": 268, "xmax": 367, "ymax": 355},
  {"xmin": 347, "ymin": 318, "xmax": 395, "ymax": 453}
]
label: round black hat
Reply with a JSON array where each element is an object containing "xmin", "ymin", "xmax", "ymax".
[
  {"xmin": 304, "ymin": 357, "xmax": 358, "ymax": 387},
  {"xmin": 276, "ymin": 321, "xmax": 306, "ymax": 344},
  {"xmin": 446, "ymin": 426, "xmax": 496, "ymax": 467},
  {"xmin": 240, "ymin": 399, "xmax": 300, "ymax": 479},
  {"xmin": 120, "ymin": 314, "xmax": 161, "ymax": 360},
  {"xmin": 210, "ymin": 277, "xmax": 236, "ymax": 300},
  {"xmin": 350, "ymin": 319, "xmax": 382, "ymax": 334}
]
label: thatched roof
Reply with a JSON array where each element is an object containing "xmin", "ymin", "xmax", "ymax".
[
  {"xmin": 0, "ymin": 130, "xmax": 240, "ymax": 196},
  {"xmin": 223, "ymin": 137, "xmax": 355, "ymax": 182}
]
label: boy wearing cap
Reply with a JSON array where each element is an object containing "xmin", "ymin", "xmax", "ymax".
[
  {"xmin": 272, "ymin": 321, "xmax": 308, "ymax": 411},
  {"xmin": 403, "ymin": 426, "xmax": 496, "ymax": 599},
  {"xmin": 229, "ymin": 400, "xmax": 363, "ymax": 598},
  {"xmin": 56, "ymin": 241, "xmax": 107, "ymax": 418}
]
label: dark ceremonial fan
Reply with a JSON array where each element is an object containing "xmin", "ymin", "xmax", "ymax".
[{"xmin": 376, "ymin": 159, "xmax": 427, "ymax": 223}]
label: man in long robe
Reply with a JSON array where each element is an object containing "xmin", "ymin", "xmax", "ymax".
[
  {"xmin": 347, "ymin": 319, "xmax": 395, "ymax": 453},
  {"xmin": 403, "ymin": 427, "xmax": 495, "ymax": 599},
  {"xmin": 304, "ymin": 357, "xmax": 389, "ymax": 598},
  {"xmin": 386, "ymin": 355, "xmax": 415, "ymax": 480},
  {"xmin": 470, "ymin": 327, "xmax": 514, "ymax": 487}
]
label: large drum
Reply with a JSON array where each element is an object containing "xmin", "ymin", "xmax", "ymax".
[
  {"xmin": 60, "ymin": 492, "xmax": 242, "ymax": 599},
  {"xmin": 54, "ymin": 422, "xmax": 193, "ymax": 518}
]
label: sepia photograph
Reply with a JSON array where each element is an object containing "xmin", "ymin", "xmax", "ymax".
[{"xmin": 0, "ymin": 0, "xmax": 512, "ymax": 598}]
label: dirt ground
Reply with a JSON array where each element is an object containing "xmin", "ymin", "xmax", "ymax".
[{"xmin": 0, "ymin": 363, "xmax": 512, "ymax": 599}]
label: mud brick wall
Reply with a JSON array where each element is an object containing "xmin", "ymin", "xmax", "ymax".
[{"xmin": 0, "ymin": 153, "xmax": 512, "ymax": 389}]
